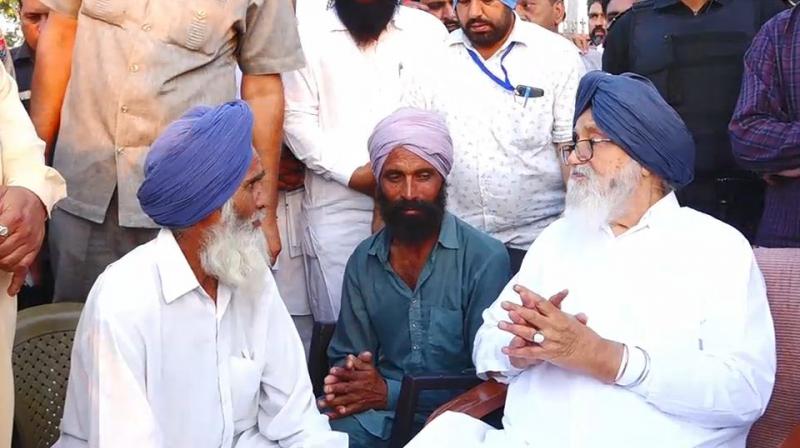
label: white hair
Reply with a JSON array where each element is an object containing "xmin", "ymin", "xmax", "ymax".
[
  {"xmin": 564, "ymin": 158, "xmax": 642, "ymax": 230},
  {"xmin": 200, "ymin": 199, "xmax": 268, "ymax": 296}
]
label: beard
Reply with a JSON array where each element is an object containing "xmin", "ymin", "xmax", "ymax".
[
  {"xmin": 462, "ymin": 8, "xmax": 513, "ymax": 50},
  {"xmin": 200, "ymin": 200, "xmax": 269, "ymax": 296},
  {"xmin": 377, "ymin": 186, "xmax": 446, "ymax": 244},
  {"xmin": 334, "ymin": 0, "xmax": 398, "ymax": 48},
  {"xmin": 589, "ymin": 25, "xmax": 606, "ymax": 45},
  {"xmin": 564, "ymin": 159, "xmax": 642, "ymax": 230}
]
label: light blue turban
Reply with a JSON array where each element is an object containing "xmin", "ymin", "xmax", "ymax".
[
  {"xmin": 137, "ymin": 100, "xmax": 254, "ymax": 228},
  {"xmin": 368, "ymin": 108, "xmax": 454, "ymax": 180},
  {"xmin": 574, "ymin": 71, "xmax": 695, "ymax": 188}
]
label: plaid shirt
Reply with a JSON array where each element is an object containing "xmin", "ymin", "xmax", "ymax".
[{"xmin": 730, "ymin": 6, "xmax": 800, "ymax": 247}]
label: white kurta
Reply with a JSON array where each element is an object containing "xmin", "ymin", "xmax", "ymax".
[
  {"xmin": 282, "ymin": 6, "xmax": 448, "ymax": 322},
  {"xmin": 54, "ymin": 230, "xmax": 346, "ymax": 448},
  {"xmin": 403, "ymin": 20, "xmax": 584, "ymax": 250},
  {"xmin": 409, "ymin": 194, "xmax": 776, "ymax": 448}
]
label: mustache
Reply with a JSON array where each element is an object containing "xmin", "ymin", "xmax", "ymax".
[{"xmin": 465, "ymin": 18, "xmax": 492, "ymax": 29}]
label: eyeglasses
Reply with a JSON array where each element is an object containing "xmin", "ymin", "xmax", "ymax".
[{"xmin": 559, "ymin": 138, "xmax": 613, "ymax": 165}]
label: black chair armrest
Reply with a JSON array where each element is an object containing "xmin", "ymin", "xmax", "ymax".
[
  {"xmin": 308, "ymin": 321, "xmax": 336, "ymax": 398},
  {"xmin": 388, "ymin": 373, "xmax": 483, "ymax": 448}
]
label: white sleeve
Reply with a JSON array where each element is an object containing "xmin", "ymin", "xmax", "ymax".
[
  {"xmin": 630, "ymin": 252, "xmax": 776, "ymax": 428},
  {"xmin": 551, "ymin": 50, "xmax": 585, "ymax": 144},
  {"xmin": 472, "ymin": 272, "xmax": 525, "ymax": 383},
  {"xmin": 54, "ymin": 275, "xmax": 162, "ymax": 448},
  {"xmin": 281, "ymin": 46, "xmax": 365, "ymax": 187},
  {"xmin": 243, "ymin": 278, "xmax": 348, "ymax": 448}
]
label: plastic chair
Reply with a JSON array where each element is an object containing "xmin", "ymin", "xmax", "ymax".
[{"xmin": 12, "ymin": 303, "xmax": 83, "ymax": 448}]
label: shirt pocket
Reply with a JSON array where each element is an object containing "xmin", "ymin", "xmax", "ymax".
[
  {"xmin": 152, "ymin": 0, "xmax": 242, "ymax": 56},
  {"xmin": 427, "ymin": 307, "xmax": 466, "ymax": 362},
  {"xmin": 229, "ymin": 356, "xmax": 261, "ymax": 426},
  {"xmin": 80, "ymin": 0, "xmax": 125, "ymax": 25}
]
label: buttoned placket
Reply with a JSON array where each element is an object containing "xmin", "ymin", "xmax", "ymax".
[{"xmin": 205, "ymin": 286, "xmax": 234, "ymax": 448}]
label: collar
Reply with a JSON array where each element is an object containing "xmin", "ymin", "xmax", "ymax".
[
  {"xmin": 603, "ymin": 191, "xmax": 680, "ymax": 238},
  {"xmin": 368, "ymin": 212, "xmax": 460, "ymax": 263},
  {"xmin": 155, "ymin": 229, "xmax": 203, "ymax": 304},
  {"xmin": 326, "ymin": 4, "xmax": 410, "ymax": 32},
  {"xmin": 653, "ymin": 0, "xmax": 730, "ymax": 11},
  {"xmin": 11, "ymin": 43, "xmax": 32, "ymax": 61},
  {"xmin": 448, "ymin": 15, "xmax": 527, "ymax": 58}
]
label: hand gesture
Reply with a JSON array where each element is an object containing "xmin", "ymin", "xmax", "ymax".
[
  {"xmin": 499, "ymin": 285, "xmax": 621, "ymax": 383},
  {"xmin": 317, "ymin": 352, "xmax": 389, "ymax": 419}
]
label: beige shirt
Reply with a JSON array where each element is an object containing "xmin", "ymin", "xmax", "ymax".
[
  {"xmin": 43, "ymin": 0, "xmax": 304, "ymax": 228},
  {"xmin": 0, "ymin": 63, "xmax": 66, "ymax": 294}
]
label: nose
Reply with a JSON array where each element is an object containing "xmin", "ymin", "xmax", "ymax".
[
  {"xmin": 400, "ymin": 178, "xmax": 417, "ymax": 201},
  {"xmin": 443, "ymin": 2, "xmax": 456, "ymax": 20},
  {"xmin": 565, "ymin": 148, "xmax": 583, "ymax": 166},
  {"xmin": 254, "ymin": 183, "xmax": 268, "ymax": 210},
  {"xmin": 467, "ymin": 0, "xmax": 482, "ymax": 19}
]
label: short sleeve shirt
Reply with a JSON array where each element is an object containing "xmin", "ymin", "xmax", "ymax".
[{"xmin": 43, "ymin": 0, "xmax": 304, "ymax": 227}]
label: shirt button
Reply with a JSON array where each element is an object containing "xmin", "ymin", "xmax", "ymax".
[
  {"xmin": 120, "ymin": 105, "xmax": 129, "ymax": 113},
  {"xmin": 142, "ymin": 23, "xmax": 152, "ymax": 32},
  {"xmin": 116, "ymin": 147, "xmax": 124, "ymax": 154},
  {"xmin": 129, "ymin": 64, "xmax": 139, "ymax": 72},
  {"xmin": 196, "ymin": 9, "xmax": 207, "ymax": 19},
  {"xmin": 412, "ymin": 345, "xmax": 419, "ymax": 350}
]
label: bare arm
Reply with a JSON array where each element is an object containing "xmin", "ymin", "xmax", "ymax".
[
  {"xmin": 30, "ymin": 10, "xmax": 77, "ymax": 162},
  {"xmin": 242, "ymin": 73, "xmax": 284, "ymax": 262}
]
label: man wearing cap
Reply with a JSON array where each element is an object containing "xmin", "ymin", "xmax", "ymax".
[
  {"xmin": 403, "ymin": 0, "xmax": 584, "ymax": 273},
  {"xmin": 319, "ymin": 108, "xmax": 510, "ymax": 448},
  {"xmin": 55, "ymin": 102, "xmax": 347, "ymax": 448},
  {"xmin": 407, "ymin": 72, "xmax": 776, "ymax": 447}
]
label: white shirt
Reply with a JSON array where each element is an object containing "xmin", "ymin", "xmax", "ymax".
[
  {"xmin": 282, "ymin": 7, "xmax": 448, "ymax": 321},
  {"xmin": 403, "ymin": 19, "xmax": 584, "ymax": 249},
  {"xmin": 474, "ymin": 194, "xmax": 776, "ymax": 447},
  {"xmin": 54, "ymin": 230, "xmax": 346, "ymax": 448}
]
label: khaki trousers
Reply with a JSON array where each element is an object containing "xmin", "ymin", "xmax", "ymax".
[{"xmin": 0, "ymin": 274, "xmax": 15, "ymax": 448}]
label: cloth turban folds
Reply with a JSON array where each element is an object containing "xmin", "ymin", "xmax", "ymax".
[
  {"xmin": 574, "ymin": 71, "xmax": 695, "ymax": 188},
  {"xmin": 368, "ymin": 107, "xmax": 454, "ymax": 181},
  {"xmin": 137, "ymin": 100, "xmax": 254, "ymax": 228}
]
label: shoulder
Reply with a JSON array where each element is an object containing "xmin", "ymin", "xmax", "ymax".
[
  {"xmin": 517, "ymin": 21, "xmax": 579, "ymax": 56},
  {"xmin": 453, "ymin": 216, "xmax": 508, "ymax": 260},
  {"xmin": 396, "ymin": 6, "xmax": 450, "ymax": 41},
  {"xmin": 345, "ymin": 231, "xmax": 383, "ymax": 270},
  {"xmin": 757, "ymin": 5, "xmax": 796, "ymax": 36},
  {"xmin": 82, "ymin": 241, "xmax": 161, "ymax": 326},
  {"xmin": 756, "ymin": 0, "xmax": 792, "ymax": 25}
]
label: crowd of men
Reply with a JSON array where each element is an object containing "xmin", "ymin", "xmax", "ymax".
[{"xmin": 0, "ymin": 0, "xmax": 797, "ymax": 445}]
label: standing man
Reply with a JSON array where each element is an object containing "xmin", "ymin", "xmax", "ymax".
[
  {"xmin": 404, "ymin": 0, "xmax": 584, "ymax": 273},
  {"xmin": 0, "ymin": 63, "xmax": 65, "ymax": 448},
  {"xmin": 282, "ymin": 0, "xmax": 447, "ymax": 323},
  {"xmin": 604, "ymin": 0, "xmax": 634, "ymax": 23},
  {"xmin": 31, "ymin": 0, "xmax": 303, "ymax": 302},
  {"xmin": 12, "ymin": 0, "xmax": 50, "ymax": 112},
  {"xmin": 730, "ymin": 7, "xmax": 800, "ymax": 248},
  {"xmin": 602, "ymin": 0, "xmax": 787, "ymax": 241},
  {"xmin": 515, "ymin": 0, "xmax": 564, "ymax": 31},
  {"xmin": 414, "ymin": 0, "xmax": 461, "ymax": 32}
]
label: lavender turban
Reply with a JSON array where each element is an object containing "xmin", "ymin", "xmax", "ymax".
[
  {"xmin": 368, "ymin": 108, "xmax": 454, "ymax": 180},
  {"xmin": 137, "ymin": 100, "xmax": 254, "ymax": 228}
]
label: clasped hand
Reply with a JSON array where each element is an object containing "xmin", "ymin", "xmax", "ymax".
[
  {"xmin": 0, "ymin": 186, "xmax": 47, "ymax": 296},
  {"xmin": 498, "ymin": 285, "xmax": 621, "ymax": 383},
  {"xmin": 317, "ymin": 351, "xmax": 388, "ymax": 419}
]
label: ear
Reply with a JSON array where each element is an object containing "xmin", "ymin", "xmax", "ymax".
[
  {"xmin": 640, "ymin": 164, "xmax": 652, "ymax": 178},
  {"xmin": 555, "ymin": 2, "xmax": 565, "ymax": 24}
]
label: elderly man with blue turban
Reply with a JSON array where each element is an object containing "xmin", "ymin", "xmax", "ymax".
[
  {"xmin": 55, "ymin": 101, "xmax": 347, "ymax": 448},
  {"xmin": 408, "ymin": 72, "xmax": 776, "ymax": 448},
  {"xmin": 319, "ymin": 108, "xmax": 510, "ymax": 448}
]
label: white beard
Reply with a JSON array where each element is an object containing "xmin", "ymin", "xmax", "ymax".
[
  {"xmin": 200, "ymin": 200, "xmax": 268, "ymax": 297},
  {"xmin": 564, "ymin": 159, "xmax": 642, "ymax": 230}
]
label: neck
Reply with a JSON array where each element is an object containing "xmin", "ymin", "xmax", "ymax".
[
  {"xmin": 609, "ymin": 182, "xmax": 667, "ymax": 237},
  {"xmin": 392, "ymin": 232, "xmax": 439, "ymax": 259},
  {"xmin": 681, "ymin": 0, "xmax": 710, "ymax": 13},
  {"xmin": 475, "ymin": 15, "xmax": 515, "ymax": 60},
  {"xmin": 388, "ymin": 227, "xmax": 440, "ymax": 289},
  {"xmin": 175, "ymin": 230, "xmax": 219, "ymax": 302}
]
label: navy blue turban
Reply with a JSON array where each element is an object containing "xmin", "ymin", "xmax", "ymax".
[
  {"xmin": 137, "ymin": 100, "xmax": 254, "ymax": 228},
  {"xmin": 574, "ymin": 71, "xmax": 695, "ymax": 188}
]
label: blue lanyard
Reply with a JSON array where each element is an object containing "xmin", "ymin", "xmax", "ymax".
[{"xmin": 466, "ymin": 42, "xmax": 517, "ymax": 92}]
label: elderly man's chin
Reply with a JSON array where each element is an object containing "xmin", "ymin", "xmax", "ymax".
[
  {"xmin": 564, "ymin": 164, "xmax": 640, "ymax": 230},
  {"xmin": 200, "ymin": 203, "xmax": 269, "ymax": 296}
]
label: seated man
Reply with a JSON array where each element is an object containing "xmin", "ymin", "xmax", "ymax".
[
  {"xmin": 408, "ymin": 72, "xmax": 776, "ymax": 447},
  {"xmin": 55, "ymin": 101, "xmax": 347, "ymax": 448},
  {"xmin": 320, "ymin": 108, "xmax": 511, "ymax": 447}
]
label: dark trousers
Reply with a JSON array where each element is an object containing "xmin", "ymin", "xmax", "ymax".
[
  {"xmin": 507, "ymin": 247, "xmax": 527, "ymax": 275},
  {"xmin": 677, "ymin": 175, "xmax": 764, "ymax": 243}
]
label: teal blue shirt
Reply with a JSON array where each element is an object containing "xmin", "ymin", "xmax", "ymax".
[{"xmin": 328, "ymin": 213, "xmax": 511, "ymax": 438}]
